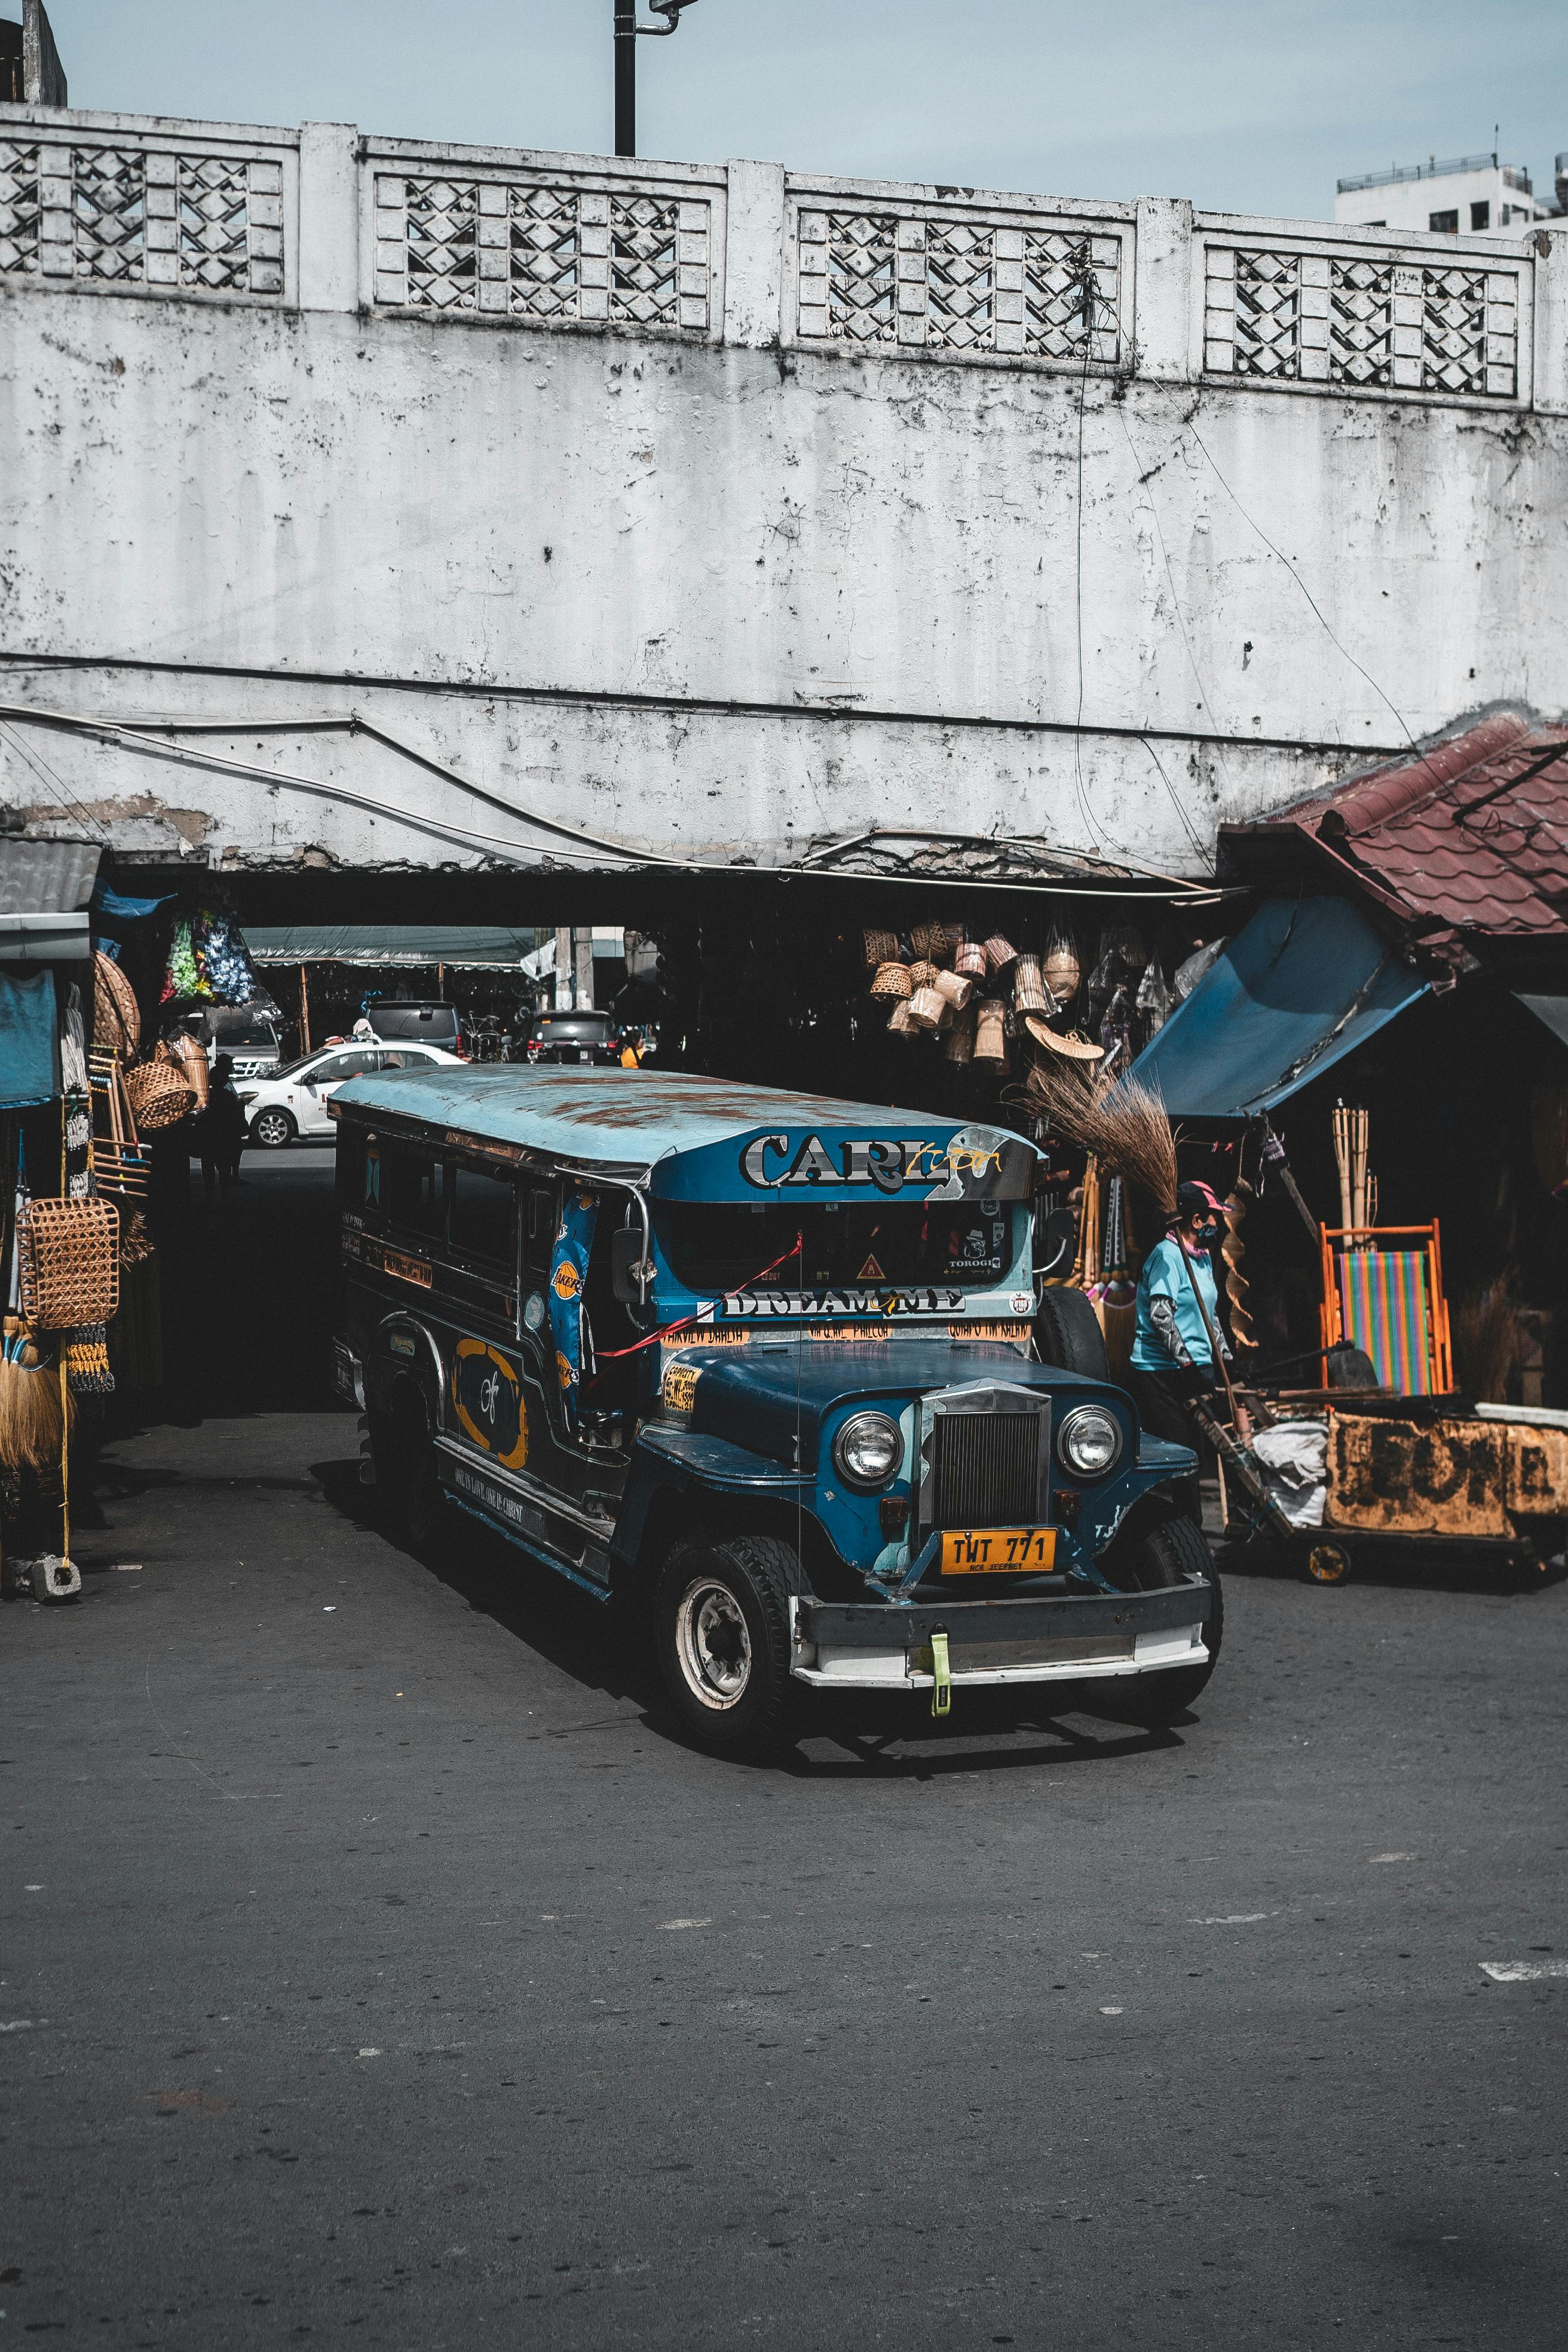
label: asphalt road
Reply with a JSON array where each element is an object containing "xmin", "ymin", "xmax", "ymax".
[{"xmin": 5, "ymin": 1396, "xmax": 1566, "ymax": 2350}]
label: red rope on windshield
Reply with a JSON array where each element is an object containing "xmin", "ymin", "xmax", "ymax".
[{"xmin": 591, "ymin": 1231, "xmax": 804, "ymax": 1361}]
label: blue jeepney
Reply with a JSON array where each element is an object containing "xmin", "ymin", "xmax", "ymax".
[{"xmin": 330, "ymin": 1068, "xmax": 1219, "ymax": 1755}]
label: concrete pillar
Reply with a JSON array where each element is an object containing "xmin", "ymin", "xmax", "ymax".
[
  {"xmin": 1533, "ymin": 225, "xmax": 1568, "ymax": 417},
  {"xmin": 1132, "ymin": 196, "xmax": 1195, "ymax": 383},
  {"xmin": 298, "ymin": 121, "xmax": 360, "ymax": 313},
  {"xmin": 553, "ymin": 924, "xmax": 572, "ymax": 1009},
  {"xmin": 724, "ymin": 159, "xmax": 786, "ymax": 348},
  {"xmin": 574, "ymin": 929, "xmax": 595, "ymax": 1011}
]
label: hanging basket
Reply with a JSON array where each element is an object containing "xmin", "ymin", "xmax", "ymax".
[
  {"xmin": 907, "ymin": 960, "xmax": 939, "ymax": 993},
  {"xmin": 93, "ymin": 952, "xmax": 140, "ymax": 1056},
  {"xmin": 984, "ymin": 934, "xmax": 1020, "ymax": 980},
  {"xmin": 907, "ymin": 985, "xmax": 945, "ymax": 1031},
  {"xmin": 1013, "ymin": 954, "xmax": 1052, "ymax": 1015},
  {"xmin": 974, "ymin": 999, "xmax": 1009, "ymax": 1063},
  {"xmin": 123, "ymin": 1060, "xmax": 194, "ymax": 1132},
  {"xmin": 886, "ymin": 998, "xmax": 916, "ymax": 1034},
  {"xmin": 944, "ymin": 1010, "xmax": 975, "ymax": 1065},
  {"xmin": 18, "ymin": 1198, "xmax": 121, "ymax": 1331},
  {"xmin": 870, "ymin": 960, "xmax": 912, "ymax": 1001},
  {"xmin": 954, "ymin": 938, "xmax": 988, "ymax": 981},
  {"xmin": 1043, "ymin": 941, "xmax": 1080, "ymax": 1003},
  {"xmin": 158, "ymin": 1033, "xmax": 210, "ymax": 1110},
  {"xmin": 934, "ymin": 969, "xmax": 973, "ymax": 1012},
  {"xmin": 863, "ymin": 927, "xmax": 899, "ymax": 970}
]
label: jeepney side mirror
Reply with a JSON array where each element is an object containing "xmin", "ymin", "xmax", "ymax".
[{"xmin": 611, "ymin": 1227, "xmax": 655, "ymax": 1306}]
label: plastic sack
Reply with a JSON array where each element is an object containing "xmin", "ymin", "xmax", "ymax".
[{"xmin": 1251, "ymin": 1418, "xmax": 1328, "ymax": 1530}]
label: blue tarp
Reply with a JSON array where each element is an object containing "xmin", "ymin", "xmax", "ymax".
[
  {"xmin": 1129, "ymin": 895, "xmax": 1429, "ymax": 1119},
  {"xmin": 0, "ymin": 968, "xmax": 60, "ymax": 1109}
]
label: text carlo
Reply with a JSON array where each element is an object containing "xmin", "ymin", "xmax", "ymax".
[{"xmin": 740, "ymin": 1134, "xmax": 1000, "ymax": 1195}]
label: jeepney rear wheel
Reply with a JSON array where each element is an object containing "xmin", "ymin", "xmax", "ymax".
[
  {"xmin": 369, "ymin": 1388, "xmax": 445, "ymax": 1549},
  {"xmin": 1104, "ymin": 1515, "xmax": 1223, "ymax": 1726},
  {"xmin": 655, "ymin": 1535, "xmax": 801, "ymax": 1760}
]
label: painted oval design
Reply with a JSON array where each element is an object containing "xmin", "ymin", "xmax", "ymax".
[{"xmin": 450, "ymin": 1337, "xmax": 528, "ymax": 1471}]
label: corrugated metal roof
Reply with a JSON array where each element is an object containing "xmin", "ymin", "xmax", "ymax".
[
  {"xmin": 0, "ymin": 838, "xmax": 102, "ymax": 918},
  {"xmin": 1232, "ymin": 718, "xmax": 1568, "ymax": 941}
]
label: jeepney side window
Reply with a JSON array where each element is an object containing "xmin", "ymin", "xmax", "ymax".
[
  {"xmin": 449, "ymin": 1159, "xmax": 518, "ymax": 1268},
  {"xmin": 336, "ymin": 1128, "xmax": 366, "ymax": 1215},
  {"xmin": 383, "ymin": 1146, "xmax": 443, "ymax": 1236},
  {"xmin": 524, "ymin": 1183, "xmax": 558, "ymax": 1277}
]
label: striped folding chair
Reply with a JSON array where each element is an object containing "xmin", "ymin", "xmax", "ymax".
[{"xmin": 1319, "ymin": 1224, "xmax": 1453, "ymax": 1396}]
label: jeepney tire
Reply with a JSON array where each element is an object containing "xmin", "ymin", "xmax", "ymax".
[
  {"xmin": 1033, "ymin": 1287, "xmax": 1110, "ymax": 1382},
  {"xmin": 1108, "ymin": 1515, "xmax": 1223, "ymax": 1725},
  {"xmin": 369, "ymin": 1389, "xmax": 445, "ymax": 1550},
  {"xmin": 654, "ymin": 1535, "xmax": 803, "ymax": 1762}
]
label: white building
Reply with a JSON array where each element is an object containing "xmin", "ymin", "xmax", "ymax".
[{"xmin": 1336, "ymin": 149, "xmax": 1561, "ymax": 238}]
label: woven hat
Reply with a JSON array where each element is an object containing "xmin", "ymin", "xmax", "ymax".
[{"xmin": 1025, "ymin": 1015, "xmax": 1105, "ymax": 1061}]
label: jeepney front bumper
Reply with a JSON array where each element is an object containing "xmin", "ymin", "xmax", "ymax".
[{"xmin": 789, "ymin": 1576, "xmax": 1212, "ymax": 1690}]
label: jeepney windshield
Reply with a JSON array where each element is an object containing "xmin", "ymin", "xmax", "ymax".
[{"xmin": 656, "ymin": 1200, "xmax": 1018, "ymax": 1294}]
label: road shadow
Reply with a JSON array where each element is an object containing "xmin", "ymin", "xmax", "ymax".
[
  {"xmin": 1215, "ymin": 1532, "xmax": 1566, "ymax": 1597},
  {"xmin": 314, "ymin": 1453, "xmax": 1198, "ymax": 1775}
]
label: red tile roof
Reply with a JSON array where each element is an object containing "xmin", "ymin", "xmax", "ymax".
[{"xmin": 1235, "ymin": 716, "xmax": 1568, "ymax": 941}]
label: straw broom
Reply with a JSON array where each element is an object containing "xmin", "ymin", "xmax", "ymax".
[{"xmin": 0, "ymin": 1316, "xmax": 71, "ymax": 1471}]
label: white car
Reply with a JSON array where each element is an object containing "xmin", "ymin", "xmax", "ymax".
[{"xmin": 237, "ymin": 1042, "xmax": 464, "ymax": 1147}]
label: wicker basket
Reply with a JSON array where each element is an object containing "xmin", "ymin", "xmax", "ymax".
[
  {"xmin": 1043, "ymin": 942, "xmax": 1080, "ymax": 1003},
  {"xmin": 19, "ymin": 1197, "xmax": 121, "ymax": 1330},
  {"xmin": 907, "ymin": 960, "xmax": 939, "ymax": 993},
  {"xmin": 944, "ymin": 1009, "xmax": 975, "ymax": 1065},
  {"xmin": 863, "ymin": 927, "xmax": 899, "ymax": 970},
  {"xmin": 159, "ymin": 1033, "xmax": 210, "ymax": 1110},
  {"xmin": 909, "ymin": 923, "xmax": 933, "ymax": 959},
  {"xmin": 870, "ymin": 960, "xmax": 912, "ymax": 1001},
  {"xmin": 93, "ymin": 952, "xmax": 140, "ymax": 1056},
  {"xmin": 886, "ymin": 998, "xmax": 915, "ymax": 1034},
  {"xmin": 907, "ymin": 985, "xmax": 945, "ymax": 1031},
  {"xmin": 124, "ymin": 1060, "xmax": 194, "ymax": 1132},
  {"xmin": 934, "ymin": 969, "xmax": 972, "ymax": 1012},
  {"xmin": 984, "ymin": 933, "xmax": 1019, "ymax": 978},
  {"xmin": 954, "ymin": 938, "xmax": 988, "ymax": 981},
  {"xmin": 974, "ymin": 999, "xmax": 1009, "ymax": 1064},
  {"xmin": 1013, "ymin": 954, "xmax": 1051, "ymax": 1015}
]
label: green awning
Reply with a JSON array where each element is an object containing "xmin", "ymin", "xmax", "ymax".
[{"xmin": 246, "ymin": 926, "xmax": 543, "ymax": 970}]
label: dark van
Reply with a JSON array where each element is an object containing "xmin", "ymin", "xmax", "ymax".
[{"xmin": 330, "ymin": 1068, "xmax": 1218, "ymax": 1757}]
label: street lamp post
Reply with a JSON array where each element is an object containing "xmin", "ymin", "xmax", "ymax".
[{"xmin": 614, "ymin": 0, "xmax": 702, "ymax": 160}]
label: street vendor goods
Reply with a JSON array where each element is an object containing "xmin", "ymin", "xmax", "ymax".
[
  {"xmin": 18, "ymin": 1197, "xmax": 120, "ymax": 1331},
  {"xmin": 329, "ymin": 1067, "xmax": 1220, "ymax": 1758}
]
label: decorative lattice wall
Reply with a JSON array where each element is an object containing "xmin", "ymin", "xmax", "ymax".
[
  {"xmin": 1205, "ymin": 244, "xmax": 1520, "ymax": 400},
  {"xmin": 0, "ymin": 137, "xmax": 284, "ymax": 293}
]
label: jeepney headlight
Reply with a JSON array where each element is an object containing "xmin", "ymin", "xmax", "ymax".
[
  {"xmin": 833, "ymin": 1411, "xmax": 902, "ymax": 1492},
  {"xmin": 1057, "ymin": 1404, "xmax": 1123, "ymax": 1480}
]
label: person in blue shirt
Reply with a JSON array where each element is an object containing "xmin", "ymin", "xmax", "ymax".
[{"xmin": 1129, "ymin": 1180, "xmax": 1232, "ymax": 1448}]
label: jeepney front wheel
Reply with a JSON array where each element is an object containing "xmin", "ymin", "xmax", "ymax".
[
  {"xmin": 1104, "ymin": 1515, "xmax": 1223, "ymax": 1726},
  {"xmin": 655, "ymin": 1536, "xmax": 802, "ymax": 1760}
]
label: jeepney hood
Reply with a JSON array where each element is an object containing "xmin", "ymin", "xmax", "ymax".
[{"xmin": 666, "ymin": 1340, "xmax": 1124, "ymax": 1473}]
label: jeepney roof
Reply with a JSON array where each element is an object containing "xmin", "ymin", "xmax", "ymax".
[{"xmin": 332, "ymin": 1065, "xmax": 1035, "ymax": 1183}]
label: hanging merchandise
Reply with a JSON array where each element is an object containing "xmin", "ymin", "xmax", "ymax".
[
  {"xmin": 193, "ymin": 909, "xmax": 258, "ymax": 1006},
  {"xmin": 161, "ymin": 917, "xmax": 204, "ymax": 1003},
  {"xmin": 870, "ymin": 960, "xmax": 912, "ymax": 1001},
  {"xmin": 1135, "ymin": 958, "xmax": 1172, "ymax": 1039},
  {"xmin": 93, "ymin": 951, "xmax": 141, "ymax": 1056},
  {"xmin": 60, "ymin": 985, "xmax": 88, "ymax": 1094},
  {"xmin": 122, "ymin": 1058, "xmax": 194, "ymax": 1132},
  {"xmin": 1043, "ymin": 929, "xmax": 1080, "ymax": 1006},
  {"xmin": 158, "ymin": 1032, "xmax": 210, "ymax": 1110},
  {"xmin": 983, "ymin": 935, "xmax": 1020, "ymax": 984},
  {"xmin": 954, "ymin": 937, "xmax": 988, "ymax": 981},
  {"xmin": 974, "ymin": 999, "xmax": 1009, "ymax": 1066},
  {"xmin": 906, "ymin": 982, "xmax": 945, "ymax": 1031},
  {"xmin": 944, "ymin": 1007, "xmax": 975, "ymax": 1064},
  {"xmin": 18, "ymin": 1196, "xmax": 121, "ymax": 1332},
  {"xmin": 1024, "ymin": 1015, "xmax": 1104, "ymax": 1062},
  {"xmin": 63, "ymin": 1323, "xmax": 114, "ymax": 1395},
  {"xmin": 862, "ymin": 928, "xmax": 899, "ymax": 969},
  {"xmin": 1013, "ymin": 956, "xmax": 1054, "ymax": 1017},
  {"xmin": 886, "ymin": 999, "xmax": 916, "ymax": 1035},
  {"xmin": 547, "ymin": 1186, "xmax": 599, "ymax": 1426},
  {"xmin": 0, "ymin": 1316, "xmax": 71, "ymax": 1470},
  {"xmin": 933, "ymin": 969, "xmax": 972, "ymax": 1014},
  {"xmin": 1174, "ymin": 936, "xmax": 1226, "ymax": 1001},
  {"xmin": 1098, "ymin": 984, "xmax": 1132, "ymax": 1071},
  {"xmin": 1101, "ymin": 923, "xmax": 1147, "ymax": 973}
]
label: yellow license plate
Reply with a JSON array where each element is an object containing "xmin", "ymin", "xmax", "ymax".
[{"xmin": 941, "ymin": 1527, "xmax": 1057, "ymax": 1574}]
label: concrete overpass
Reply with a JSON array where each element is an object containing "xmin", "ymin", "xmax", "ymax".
[{"xmin": 1, "ymin": 101, "xmax": 1566, "ymax": 902}]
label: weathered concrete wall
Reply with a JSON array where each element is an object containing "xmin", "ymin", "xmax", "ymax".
[{"xmin": 0, "ymin": 106, "xmax": 1564, "ymax": 881}]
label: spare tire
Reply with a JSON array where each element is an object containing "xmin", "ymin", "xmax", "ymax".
[{"xmin": 1033, "ymin": 1287, "xmax": 1110, "ymax": 1382}]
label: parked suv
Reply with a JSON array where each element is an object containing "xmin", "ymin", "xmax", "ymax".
[
  {"xmin": 522, "ymin": 1010, "xmax": 623, "ymax": 1065},
  {"xmin": 238, "ymin": 1040, "xmax": 463, "ymax": 1147},
  {"xmin": 363, "ymin": 1002, "xmax": 464, "ymax": 1055}
]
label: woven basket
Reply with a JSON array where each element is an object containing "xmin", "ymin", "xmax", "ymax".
[
  {"xmin": 886, "ymin": 998, "xmax": 915, "ymax": 1035},
  {"xmin": 19, "ymin": 1197, "xmax": 121, "ymax": 1330},
  {"xmin": 870, "ymin": 960, "xmax": 912, "ymax": 1002},
  {"xmin": 159, "ymin": 1033, "xmax": 210, "ymax": 1110},
  {"xmin": 954, "ymin": 938, "xmax": 988, "ymax": 981},
  {"xmin": 934, "ymin": 969, "xmax": 972, "ymax": 1012},
  {"xmin": 974, "ymin": 999, "xmax": 1009, "ymax": 1063},
  {"xmin": 124, "ymin": 1060, "xmax": 194, "ymax": 1132},
  {"xmin": 863, "ymin": 927, "xmax": 899, "ymax": 970},
  {"xmin": 909, "ymin": 923, "xmax": 933, "ymax": 959},
  {"xmin": 907, "ymin": 959, "xmax": 939, "ymax": 993},
  {"xmin": 984, "ymin": 934, "xmax": 1019, "ymax": 978},
  {"xmin": 1043, "ymin": 943, "xmax": 1080, "ymax": 1003},
  {"xmin": 93, "ymin": 952, "xmax": 140, "ymax": 1056},
  {"xmin": 1013, "ymin": 954, "xmax": 1051, "ymax": 1015},
  {"xmin": 907, "ymin": 985, "xmax": 945, "ymax": 1031},
  {"xmin": 944, "ymin": 1010, "xmax": 975, "ymax": 1065}
]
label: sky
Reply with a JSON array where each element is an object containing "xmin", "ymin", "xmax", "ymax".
[{"xmin": 36, "ymin": 1, "xmax": 1568, "ymax": 223}]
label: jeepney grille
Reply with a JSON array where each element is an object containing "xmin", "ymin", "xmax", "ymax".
[{"xmin": 933, "ymin": 1411, "xmax": 1041, "ymax": 1529}]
